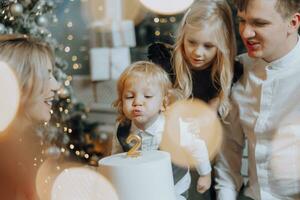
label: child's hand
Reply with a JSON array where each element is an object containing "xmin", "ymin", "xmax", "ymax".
[{"xmin": 196, "ymin": 173, "xmax": 211, "ymax": 193}]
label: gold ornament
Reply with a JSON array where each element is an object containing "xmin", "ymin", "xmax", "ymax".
[{"xmin": 10, "ymin": 3, "xmax": 23, "ymax": 17}]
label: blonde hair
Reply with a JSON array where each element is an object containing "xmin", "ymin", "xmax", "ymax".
[
  {"xmin": 0, "ymin": 35, "xmax": 55, "ymax": 120},
  {"xmin": 113, "ymin": 61, "xmax": 182, "ymax": 124},
  {"xmin": 172, "ymin": 0, "xmax": 236, "ymax": 119}
]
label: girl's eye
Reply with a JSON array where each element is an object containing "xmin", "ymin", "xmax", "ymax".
[
  {"xmin": 188, "ymin": 40, "xmax": 197, "ymax": 45},
  {"xmin": 125, "ymin": 96, "xmax": 133, "ymax": 99},
  {"xmin": 204, "ymin": 44, "xmax": 213, "ymax": 49},
  {"xmin": 145, "ymin": 95, "xmax": 153, "ymax": 98}
]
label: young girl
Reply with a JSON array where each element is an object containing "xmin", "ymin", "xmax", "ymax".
[
  {"xmin": 111, "ymin": 61, "xmax": 212, "ymax": 199},
  {"xmin": 148, "ymin": 0, "xmax": 243, "ymax": 199},
  {"xmin": 0, "ymin": 35, "xmax": 60, "ymax": 199}
]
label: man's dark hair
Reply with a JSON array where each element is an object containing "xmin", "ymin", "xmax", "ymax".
[{"xmin": 234, "ymin": 0, "xmax": 300, "ymax": 19}]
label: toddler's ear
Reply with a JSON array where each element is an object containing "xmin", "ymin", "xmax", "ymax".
[{"xmin": 288, "ymin": 12, "xmax": 300, "ymax": 34}]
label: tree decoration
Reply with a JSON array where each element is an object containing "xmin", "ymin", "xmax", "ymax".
[{"xmin": 1, "ymin": 0, "xmax": 106, "ymax": 165}]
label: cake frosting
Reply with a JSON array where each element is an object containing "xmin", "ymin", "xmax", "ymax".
[{"xmin": 98, "ymin": 150, "xmax": 176, "ymax": 200}]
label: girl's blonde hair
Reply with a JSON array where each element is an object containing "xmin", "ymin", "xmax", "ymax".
[
  {"xmin": 172, "ymin": 0, "xmax": 236, "ymax": 119},
  {"xmin": 113, "ymin": 61, "xmax": 182, "ymax": 124},
  {"xmin": 0, "ymin": 35, "xmax": 55, "ymax": 120}
]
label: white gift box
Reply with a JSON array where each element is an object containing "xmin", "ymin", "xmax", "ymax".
[
  {"xmin": 90, "ymin": 48, "xmax": 110, "ymax": 81},
  {"xmin": 90, "ymin": 47, "xmax": 130, "ymax": 81},
  {"xmin": 110, "ymin": 47, "xmax": 131, "ymax": 80},
  {"xmin": 89, "ymin": 20, "xmax": 136, "ymax": 47}
]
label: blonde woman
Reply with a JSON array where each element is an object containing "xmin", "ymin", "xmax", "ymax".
[
  {"xmin": 148, "ymin": 0, "xmax": 243, "ymax": 199},
  {"xmin": 0, "ymin": 35, "xmax": 59, "ymax": 199}
]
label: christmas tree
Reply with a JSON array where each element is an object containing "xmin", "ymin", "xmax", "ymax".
[{"xmin": 0, "ymin": 0, "xmax": 108, "ymax": 165}]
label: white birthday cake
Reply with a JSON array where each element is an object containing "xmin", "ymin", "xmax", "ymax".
[{"xmin": 98, "ymin": 150, "xmax": 176, "ymax": 200}]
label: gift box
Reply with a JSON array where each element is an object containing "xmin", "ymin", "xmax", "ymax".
[
  {"xmin": 89, "ymin": 20, "xmax": 136, "ymax": 47},
  {"xmin": 90, "ymin": 47, "xmax": 130, "ymax": 81},
  {"xmin": 90, "ymin": 48, "xmax": 110, "ymax": 81}
]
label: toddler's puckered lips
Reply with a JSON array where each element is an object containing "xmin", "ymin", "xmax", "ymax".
[{"xmin": 133, "ymin": 109, "xmax": 142, "ymax": 116}]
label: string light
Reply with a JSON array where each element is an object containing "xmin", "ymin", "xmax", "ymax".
[
  {"xmin": 160, "ymin": 18, "xmax": 168, "ymax": 23},
  {"xmin": 170, "ymin": 16, "xmax": 176, "ymax": 23},
  {"xmin": 72, "ymin": 63, "xmax": 79, "ymax": 70},
  {"xmin": 66, "ymin": 21, "xmax": 72, "ymax": 27},
  {"xmin": 64, "ymin": 80, "xmax": 70, "ymax": 86},
  {"xmin": 67, "ymin": 34, "xmax": 73, "ymax": 40},
  {"xmin": 64, "ymin": 46, "xmax": 70, "ymax": 53},
  {"xmin": 71, "ymin": 56, "xmax": 77, "ymax": 61}
]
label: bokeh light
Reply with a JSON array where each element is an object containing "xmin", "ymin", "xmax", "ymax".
[
  {"xmin": 160, "ymin": 99, "xmax": 223, "ymax": 169},
  {"xmin": 36, "ymin": 158, "xmax": 83, "ymax": 200},
  {"xmin": 269, "ymin": 125, "xmax": 300, "ymax": 197},
  {"xmin": 0, "ymin": 61, "xmax": 20, "ymax": 133},
  {"xmin": 51, "ymin": 167, "xmax": 119, "ymax": 200},
  {"xmin": 139, "ymin": 0, "xmax": 194, "ymax": 15}
]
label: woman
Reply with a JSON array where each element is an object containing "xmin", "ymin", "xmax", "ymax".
[{"xmin": 0, "ymin": 35, "xmax": 60, "ymax": 199}]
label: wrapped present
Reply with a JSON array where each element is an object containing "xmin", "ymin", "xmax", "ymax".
[
  {"xmin": 89, "ymin": 48, "xmax": 110, "ymax": 81},
  {"xmin": 90, "ymin": 47, "xmax": 130, "ymax": 81},
  {"xmin": 89, "ymin": 20, "xmax": 136, "ymax": 47},
  {"xmin": 110, "ymin": 47, "xmax": 131, "ymax": 79}
]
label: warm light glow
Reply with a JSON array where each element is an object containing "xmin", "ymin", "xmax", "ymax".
[
  {"xmin": 160, "ymin": 99, "xmax": 223, "ymax": 168},
  {"xmin": 140, "ymin": 0, "xmax": 194, "ymax": 15},
  {"xmin": 269, "ymin": 125, "xmax": 300, "ymax": 197},
  {"xmin": 0, "ymin": 61, "xmax": 20, "ymax": 132},
  {"xmin": 51, "ymin": 167, "xmax": 119, "ymax": 200},
  {"xmin": 36, "ymin": 159, "xmax": 83, "ymax": 200}
]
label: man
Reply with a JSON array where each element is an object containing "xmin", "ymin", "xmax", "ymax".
[{"xmin": 215, "ymin": 0, "xmax": 300, "ymax": 199}]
